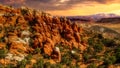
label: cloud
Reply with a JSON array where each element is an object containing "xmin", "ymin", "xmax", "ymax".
[{"xmin": 0, "ymin": 0, "xmax": 120, "ymax": 10}]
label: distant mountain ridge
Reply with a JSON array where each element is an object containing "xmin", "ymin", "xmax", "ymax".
[
  {"xmin": 96, "ymin": 17, "xmax": 120, "ymax": 23},
  {"xmin": 66, "ymin": 13, "xmax": 120, "ymax": 23},
  {"xmin": 90, "ymin": 13, "xmax": 120, "ymax": 21}
]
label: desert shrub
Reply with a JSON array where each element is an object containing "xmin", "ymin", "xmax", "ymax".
[
  {"xmin": 25, "ymin": 54, "xmax": 32, "ymax": 64},
  {"xmin": 109, "ymin": 56, "xmax": 116, "ymax": 64},
  {"xmin": 21, "ymin": 9, "xmax": 28, "ymax": 15},
  {"xmin": 102, "ymin": 38, "xmax": 117, "ymax": 47},
  {"xmin": 86, "ymin": 47, "xmax": 94, "ymax": 54},
  {"xmin": 88, "ymin": 38, "xmax": 94, "ymax": 45},
  {"xmin": 6, "ymin": 64, "xmax": 15, "ymax": 68},
  {"xmin": 0, "ymin": 26, "xmax": 2, "ymax": 33},
  {"xmin": 87, "ymin": 63, "xmax": 97, "ymax": 68},
  {"xmin": 0, "ymin": 37, "xmax": 5, "ymax": 42},
  {"xmin": 98, "ymin": 65, "xmax": 106, "ymax": 68},
  {"xmin": 61, "ymin": 53, "xmax": 72, "ymax": 65},
  {"xmin": 33, "ymin": 64, "xmax": 38, "ymax": 68},
  {"xmin": 70, "ymin": 65, "xmax": 76, "ymax": 68},
  {"xmin": 34, "ymin": 48, "xmax": 41, "ymax": 54},
  {"xmin": 50, "ymin": 64, "xmax": 57, "ymax": 68},
  {"xmin": 76, "ymin": 62, "xmax": 80, "ymax": 68},
  {"xmin": 93, "ymin": 55, "xmax": 101, "ymax": 60},
  {"xmin": 34, "ymin": 58, "xmax": 44, "ymax": 68},
  {"xmin": 83, "ymin": 53, "xmax": 90, "ymax": 62},
  {"xmin": 115, "ymin": 47, "xmax": 120, "ymax": 63},
  {"xmin": 72, "ymin": 47, "xmax": 81, "ymax": 53},
  {"xmin": 0, "ymin": 49, "xmax": 7, "ymax": 58},
  {"xmin": 97, "ymin": 34, "xmax": 104, "ymax": 39},
  {"xmin": 93, "ymin": 43, "xmax": 103, "ymax": 53},
  {"xmin": 17, "ymin": 59, "xmax": 27, "ymax": 68},
  {"xmin": 56, "ymin": 63, "xmax": 63, "ymax": 68},
  {"xmin": 103, "ymin": 56, "xmax": 116, "ymax": 65},
  {"xmin": 44, "ymin": 62, "xmax": 51, "ymax": 68},
  {"xmin": 26, "ymin": 54, "xmax": 32, "ymax": 60},
  {"xmin": 56, "ymin": 43, "xmax": 64, "ymax": 52},
  {"xmin": 29, "ymin": 38, "xmax": 34, "ymax": 47},
  {"xmin": 61, "ymin": 56, "xmax": 71, "ymax": 65},
  {"xmin": 71, "ymin": 53, "xmax": 80, "ymax": 62},
  {"xmin": 42, "ymin": 54, "xmax": 51, "ymax": 59}
]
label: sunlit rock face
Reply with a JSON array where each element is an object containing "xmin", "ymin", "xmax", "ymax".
[{"xmin": 0, "ymin": 4, "xmax": 87, "ymax": 66}]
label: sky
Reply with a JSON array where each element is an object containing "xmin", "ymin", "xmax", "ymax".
[{"xmin": 0, "ymin": 0, "xmax": 120, "ymax": 16}]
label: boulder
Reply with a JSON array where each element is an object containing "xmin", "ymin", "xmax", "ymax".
[{"xmin": 51, "ymin": 47, "xmax": 61, "ymax": 62}]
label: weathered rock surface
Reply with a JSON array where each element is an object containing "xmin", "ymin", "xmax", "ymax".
[{"xmin": 0, "ymin": 5, "xmax": 87, "ymax": 65}]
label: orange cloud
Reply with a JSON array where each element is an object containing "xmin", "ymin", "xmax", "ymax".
[
  {"xmin": 0, "ymin": 0, "xmax": 120, "ymax": 16},
  {"xmin": 3, "ymin": 0, "xmax": 25, "ymax": 4},
  {"xmin": 47, "ymin": 3, "xmax": 120, "ymax": 16}
]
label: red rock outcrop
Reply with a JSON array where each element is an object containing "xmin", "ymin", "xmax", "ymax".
[{"xmin": 0, "ymin": 5, "xmax": 87, "ymax": 63}]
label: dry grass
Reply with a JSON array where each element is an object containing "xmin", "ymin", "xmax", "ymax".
[
  {"xmin": 78, "ymin": 22, "xmax": 120, "ymax": 33},
  {"xmin": 95, "ymin": 23, "xmax": 120, "ymax": 33},
  {"xmin": 99, "ymin": 23, "xmax": 120, "ymax": 33}
]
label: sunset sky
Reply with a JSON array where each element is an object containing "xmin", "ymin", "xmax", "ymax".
[{"xmin": 0, "ymin": 0, "xmax": 120, "ymax": 16}]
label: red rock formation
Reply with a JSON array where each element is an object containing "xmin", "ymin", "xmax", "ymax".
[{"xmin": 0, "ymin": 5, "xmax": 87, "ymax": 63}]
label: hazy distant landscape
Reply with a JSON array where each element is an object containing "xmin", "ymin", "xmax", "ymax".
[{"xmin": 67, "ymin": 13, "xmax": 120, "ymax": 33}]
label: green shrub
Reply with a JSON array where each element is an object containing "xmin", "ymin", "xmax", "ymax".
[
  {"xmin": 115, "ymin": 52, "xmax": 120, "ymax": 63},
  {"xmin": 6, "ymin": 64, "xmax": 15, "ymax": 68},
  {"xmin": 0, "ymin": 37, "xmax": 5, "ymax": 42},
  {"xmin": 98, "ymin": 65, "xmax": 106, "ymax": 68},
  {"xmin": 87, "ymin": 63, "xmax": 97, "ymax": 68},
  {"xmin": 50, "ymin": 64, "xmax": 57, "ymax": 68},
  {"xmin": 61, "ymin": 53, "xmax": 72, "ymax": 65},
  {"xmin": 88, "ymin": 38, "xmax": 94, "ymax": 46},
  {"xmin": 71, "ymin": 53, "xmax": 80, "ymax": 62},
  {"xmin": 42, "ymin": 54, "xmax": 51, "ymax": 59},
  {"xmin": 26, "ymin": 54, "xmax": 32, "ymax": 60},
  {"xmin": 83, "ymin": 53, "xmax": 90, "ymax": 62},
  {"xmin": 17, "ymin": 59, "xmax": 27, "ymax": 68},
  {"xmin": 56, "ymin": 63, "xmax": 63, "ymax": 68},
  {"xmin": 44, "ymin": 62, "xmax": 51, "ymax": 68},
  {"xmin": 70, "ymin": 65, "xmax": 76, "ymax": 68},
  {"xmin": 34, "ymin": 48, "xmax": 41, "ymax": 54},
  {"xmin": 104, "ymin": 56, "xmax": 116, "ymax": 65},
  {"xmin": 0, "ymin": 49, "xmax": 7, "ymax": 58},
  {"xmin": 25, "ymin": 54, "xmax": 32, "ymax": 64},
  {"xmin": 102, "ymin": 39, "xmax": 117, "ymax": 47},
  {"xmin": 34, "ymin": 58, "xmax": 44, "ymax": 68},
  {"xmin": 33, "ymin": 63, "xmax": 38, "ymax": 68},
  {"xmin": 93, "ymin": 43, "xmax": 103, "ymax": 53},
  {"xmin": 21, "ymin": 9, "xmax": 28, "ymax": 15}
]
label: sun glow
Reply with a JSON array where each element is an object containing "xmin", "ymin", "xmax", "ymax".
[{"xmin": 48, "ymin": 3, "xmax": 120, "ymax": 16}]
